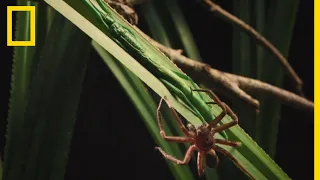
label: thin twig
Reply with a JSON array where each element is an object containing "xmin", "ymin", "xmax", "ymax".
[
  {"xmin": 135, "ymin": 27, "xmax": 314, "ymax": 114},
  {"xmin": 201, "ymin": 0, "xmax": 303, "ymax": 93}
]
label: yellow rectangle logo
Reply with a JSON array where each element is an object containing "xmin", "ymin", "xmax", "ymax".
[{"xmin": 7, "ymin": 6, "xmax": 36, "ymax": 46}]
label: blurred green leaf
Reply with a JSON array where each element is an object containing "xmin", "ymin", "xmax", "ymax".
[
  {"xmin": 92, "ymin": 41, "xmax": 194, "ymax": 180},
  {"xmin": 46, "ymin": 0, "xmax": 291, "ymax": 179},
  {"xmin": 3, "ymin": 11, "xmax": 90, "ymax": 180},
  {"xmin": 145, "ymin": 0, "xmax": 219, "ymax": 179},
  {"xmin": 140, "ymin": 2, "xmax": 208, "ymax": 179},
  {"xmin": 255, "ymin": 0, "xmax": 299, "ymax": 158},
  {"xmin": 230, "ymin": 1, "xmax": 257, "ymax": 179},
  {"xmin": 164, "ymin": 0, "xmax": 202, "ymax": 61},
  {"xmin": 4, "ymin": 0, "xmax": 46, "ymax": 177}
]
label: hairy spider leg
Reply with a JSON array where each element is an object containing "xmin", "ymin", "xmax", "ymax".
[
  {"xmin": 206, "ymin": 149, "xmax": 219, "ymax": 168},
  {"xmin": 197, "ymin": 151, "xmax": 206, "ymax": 176},
  {"xmin": 157, "ymin": 97, "xmax": 194, "ymax": 138},
  {"xmin": 155, "ymin": 145, "xmax": 197, "ymax": 165},
  {"xmin": 214, "ymin": 102, "xmax": 238, "ymax": 133},
  {"xmin": 192, "ymin": 89, "xmax": 227, "ymax": 128},
  {"xmin": 215, "ymin": 139, "xmax": 241, "ymax": 147},
  {"xmin": 215, "ymin": 146, "xmax": 255, "ymax": 180}
]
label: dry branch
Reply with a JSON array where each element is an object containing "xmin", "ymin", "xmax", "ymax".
[
  {"xmin": 109, "ymin": 0, "xmax": 313, "ymax": 114},
  {"xmin": 136, "ymin": 27, "xmax": 314, "ymax": 114},
  {"xmin": 201, "ymin": 0, "xmax": 303, "ymax": 93}
]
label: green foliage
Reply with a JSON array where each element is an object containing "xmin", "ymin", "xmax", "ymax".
[
  {"xmin": 3, "ymin": 0, "xmax": 299, "ymax": 179},
  {"xmin": 45, "ymin": 0, "xmax": 291, "ymax": 179},
  {"xmin": 3, "ymin": 10, "xmax": 90, "ymax": 180},
  {"xmin": 255, "ymin": 0, "xmax": 299, "ymax": 158},
  {"xmin": 92, "ymin": 42, "xmax": 194, "ymax": 180}
]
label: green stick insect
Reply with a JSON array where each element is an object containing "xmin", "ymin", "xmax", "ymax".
[{"xmin": 82, "ymin": 0, "xmax": 251, "ymax": 178}]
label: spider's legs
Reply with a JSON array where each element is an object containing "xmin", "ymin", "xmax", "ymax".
[
  {"xmin": 207, "ymin": 107, "xmax": 226, "ymax": 128},
  {"xmin": 197, "ymin": 151, "xmax": 205, "ymax": 176},
  {"xmin": 192, "ymin": 89, "xmax": 227, "ymax": 128},
  {"xmin": 214, "ymin": 103, "xmax": 239, "ymax": 133},
  {"xmin": 215, "ymin": 139, "xmax": 241, "ymax": 147},
  {"xmin": 206, "ymin": 149, "xmax": 219, "ymax": 168},
  {"xmin": 192, "ymin": 89, "xmax": 224, "ymax": 107},
  {"xmin": 157, "ymin": 98, "xmax": 193, "ymax": 137},
  {"xmin": 215, "ymin": 146, "xmax": 255, "ymax": 180},
  {"xmin": 155, "ymin": 145, "xmax": 197, "ymax": 165},
  {"xmin": 160, "ymin": 136, "xmax": 193, "ymax": 143}
]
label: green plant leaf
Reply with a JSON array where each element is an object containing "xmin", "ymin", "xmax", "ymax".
[
  {"xmin": 140, "ymin": 2, "xmax": 210, "ymax": 179},
  {"xmin": 255, "ymin": 0, "xmax": 299, "ymax": 158},
  {"xmin": 46, "ymin": 0, "xmax": 291, "ymax": 179},
  {"xmin": 143, "ymin": 1, "xmax": 219, "ymax": 179},
  {"xmin": 92, "ymin": 41, "xmax": 194, "ymax": 180},
  {"xmin": 164, "ymin": 0, "xmax": 202, "ymax": 61},
  {"xmin": 230, "ymin": 1, "xmax": 257, "ymax": 179},
  {"xmin": 3, "ymin": 11, "xmax": 90, "ymax": 180},
  {"xmin": 4, "ymin": 0, "xmax": 46, "ymax": 178}
]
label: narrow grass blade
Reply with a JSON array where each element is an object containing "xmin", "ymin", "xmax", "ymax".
[
  {"xmin": 3, "ymin": 0, "xmax": 47, "ymax": 178},
  {"xmin": 47, "ymin": 0, "xmax": 291, "ymax": 179},
  {"xmin": 229, "ymin": 1, "xmax": 257, "ymax": 179},
  {"xmin": 47, "ymin": 5, "xmax": 56, "ymax": 34},
  {"xmin": 149, "ymin": 1, "xmax": 219, "ymax": 179},
  {"xmin": 3, "ymin": 12, "xmax": 90, "ymax": 180},
  {"xmin": 164, "ymin": 0, "xmax": 202, "ymax": 61},
  {"xmin": 140, "ymin": 3, "xmax": 209, "ymax": 179},
  {"xmin": 255, "ymin": 1, "xmax": 266, "ymax": 80},
  {"xmin": 92, "ymin": 41, "xmax": 194, "ymax": 180},
  {"xmin": 140, "ymin": 2, "xmax": 172, "ymax": 47},
  {"xmin": 255, "ymin": 0, "xmax": 299, "ymax": 158},
  {"xmin": 232, "ymin": 0, "xmax": 256, "ymax": 138},
  {"xmin": 140, "ymin": 0, "xmax": 187, "ymax": 141}
]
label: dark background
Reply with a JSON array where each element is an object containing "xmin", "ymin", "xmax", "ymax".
[{"xmin": 0, "ymin": 0, "xmax": 314, "ymax": 179}]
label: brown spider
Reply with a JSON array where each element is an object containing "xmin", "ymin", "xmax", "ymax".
[{"xmin": 155, "ymin": 89, "xmax": 253, "ymax": 179}]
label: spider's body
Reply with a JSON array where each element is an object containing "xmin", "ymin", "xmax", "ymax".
[
  {"xmin": 155, "ymin": 89, "xmax": 253, "ymax": 179},
  {"xmin": 194, "ymin": 124, "xmax": 215, "ymax": 151}
]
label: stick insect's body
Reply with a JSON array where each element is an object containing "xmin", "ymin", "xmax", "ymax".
[
  {"xmin": 84, "ymin": 0, "xmax": 252, "ymax": 178},
  {"xmin": 85, "ymin": 0, "xmax": 223, "ymax": 127}
]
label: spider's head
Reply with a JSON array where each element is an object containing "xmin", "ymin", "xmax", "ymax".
[
  {"xmin": 195, "ymin": 125, "xmax": 215, "ymax": 151},
  {"xmin": 196, "ymin": 125, "xmax": 212, "ymax": 136}
]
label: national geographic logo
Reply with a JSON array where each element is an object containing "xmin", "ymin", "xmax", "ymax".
[{"xmin": 7, "ymin": 6, "xmax": 35, "ymax": 46}]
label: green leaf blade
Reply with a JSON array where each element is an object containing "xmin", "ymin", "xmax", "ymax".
[
  {"xmin": 92, "ymin": 41, "xmax": 194, "ymax": 180},
  {"xmin": 47, "ymin": 0, "xmax": 291, "ymax": 179}
]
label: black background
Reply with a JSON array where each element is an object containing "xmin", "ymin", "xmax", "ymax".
[{"xmin": 0, "ymin": 0, "xmax": 314, "ymax": 179}]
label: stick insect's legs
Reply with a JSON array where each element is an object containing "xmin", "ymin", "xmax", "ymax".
[
  {"xmin": 192, "ymin": 89, "xmax": 225, "ymax": 109},
  {"xmin": 155, "ymin": 145, "xmax": 197, "ymax": 165},
  {"xmin": 215, "ymin": 139, "xmax": 241, "ymax": 147},
  {"xmin": 214, "ymin": 103, "xmax": 239, "ymax": 133},
  {"xmin": 197, "ymin": 151, "xmax": 205, "ymax": 176},
  {"xmin": 215, "ymin": 146, "xmax": 255, "ymax": 180},
  {"xmin": 192, "ymin": 89, "xmax": 227, "ymax": 128},
  {"xmin": 157, "ymin": 97, "xmax": 193, "ymax": 137}
]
